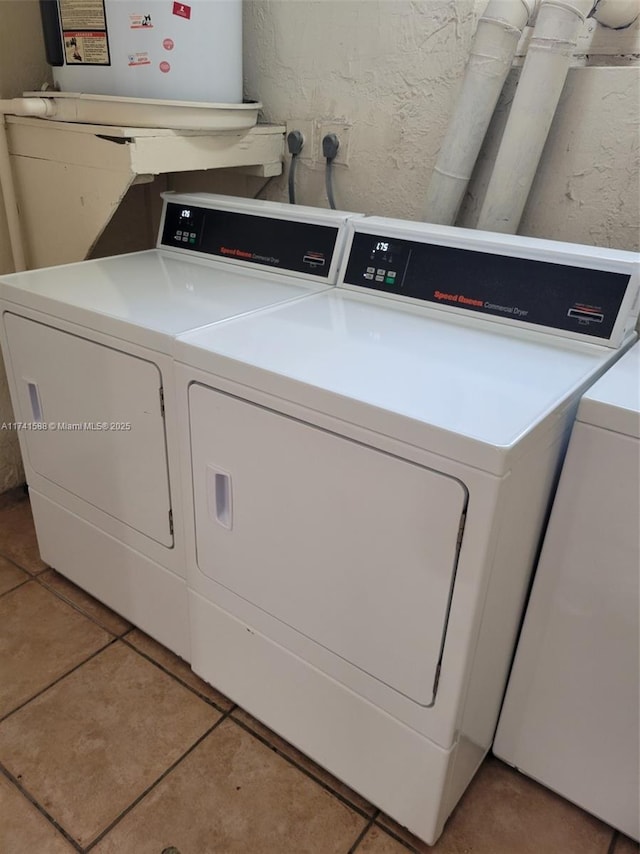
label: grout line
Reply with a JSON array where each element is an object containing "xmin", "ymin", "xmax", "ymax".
[
  {"xmin": 0, "ymin": 575, "xmax": 31, "ymax": 599},
  {"xmin": 83, "ymin": 711, "xmax": 233, "ymax": 852},
  {"xmin": 230, "ymin": 715, "xmax": 375, "ymax": 822},
  {"xmin": 347, "ymin": 814, "xmax": 378, "ymax": 853},
  {"xmin": 371, "ymin": 819, "xmax": 421, "ymax": 853},
  {"xmin": 0, "ymin": 637, "xmax": 118, "ymax": 725},
  {"xmin": 0, "ymin": 761, "xmax": 84, "ymax": 853},
  {"xmin": 35, "ymin": 573, "xmax": 131, "ymax": 638},
  {"xmin": 0, "ymin": 546, "xmax": 38, "ymax": 582},
  {"xmin": 119, "ymin": 634, "xmax": 235, "ymax": 714}
]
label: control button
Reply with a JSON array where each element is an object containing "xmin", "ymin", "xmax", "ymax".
[
  {"xmin": 377, "ymin": 268, "xmax": 385, "ymax": 275},
  {"xmin": 375, "ymin": 275, "xmax": 384, "ymax": 282},
  {"xmin": 385, "ymin": 277, "xmax": 395, "ymax": 285},
  {"xmin": 366, "ymin": 266, "xmax": 375, "ymax": 274},
  {"xmin": 387, "ymin": 271, "xmax": 396, "ymax": 279},
  {"xmin": 182, "ymin": 236, "xmax": 189, "ymax": 242},
  {"xmin": 190, "ymin": 232, "xmax": 196, "ymax": 238},
  {"xmin": 176, "ymin": 230, "xmax": 182, "ymax": 237},
  {"xmin": 364, "ymin": 273, "xmax": 374, "ymax": 280}
]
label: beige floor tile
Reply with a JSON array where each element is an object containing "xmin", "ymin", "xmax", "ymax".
[
  {"xmin": 0, "ymin": 581, "xmax": 112, "ymax": 717},
  {"xmin": 92, "ymin": 717, "xmax": 367, "ymax": 854},
  {"xmin": 379, "ymin": 757, "xmax": 614, "ymax": 854},
  {"xmin": 614, "ymin": 834, "xmax": 640, "ymax": 854},
  {"xmin": 39, "ymin": 569, "xmax": 132, "ymax": 636},
  {"xmin": 356, "ymin": 825, "xmax": 412, "ymax": 853},
  {"xmin": 126, "ymin": 628, "xmax": 233, "ymax": 709},
  {"xmin": 0, "ymin": 497, "xmax": 48, "ymax": 574},
  {"xmin": 0, "ymin": 641, "xmax": 220, "ymax": 848},
  {"xmin": 0, "ymin": 554, "xmax": 28, "ymax": 596},
  {"xmin": 232, "ymin": 707, "xmax": 376, "ymax": 818},
  {"xmin": 0, "ymin": 774, "xmax": 76, "ymax": 853}
]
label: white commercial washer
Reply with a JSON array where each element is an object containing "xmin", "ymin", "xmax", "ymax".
[
  {"xmin": 0, "ymin": 193, "xmax": 358, "ymax": 659},
  {"xmin": 173, "ymin": 216, "xmax": 639, "ymax": 845},
  {"xmin": 494, "ymin": 342, "xmax": 640, "ymax": 841}
]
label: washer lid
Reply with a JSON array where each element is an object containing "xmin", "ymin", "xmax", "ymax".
[
  {"xmin": 174, "ymin": 289, "xmax": 633, "ymax": 475},
  {"xmin": 0, "ymin": 250, "xmax": 329, "ymax": 350},
  {"xmin": 577, "ymin": 343, "xmax": 640, "ymax": 437}
]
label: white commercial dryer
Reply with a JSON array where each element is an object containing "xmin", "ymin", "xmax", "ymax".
[
  {"xmin": 173, "ymin": 216, "xmax": 639, "ymax": 844},
  {"xmin": 494, "ymin": 342, "xmax": 640, "ymax": 841},
  {"xmin": 0, "ymin": 193, "xmax": 359, "ymax": 659}
]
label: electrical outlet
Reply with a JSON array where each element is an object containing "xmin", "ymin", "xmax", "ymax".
[
  {"xmin": 318, "ymin": 122, "xmax": 351, "ymax": 167},
  {"xmin": 285, "ymin": 120, "xmax": 315, "ymax": 162}
]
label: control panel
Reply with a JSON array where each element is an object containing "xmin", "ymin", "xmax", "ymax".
[
  {"xmin": 160, "ymin": 202, "xmax": 339, "ymax": 278},
  {"xmin": 343, "ymin": 231, "xmax": 633, "ymax": 340}
]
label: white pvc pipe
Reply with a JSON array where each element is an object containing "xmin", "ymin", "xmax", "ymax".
[
  {"xmin": 0, "ymin": 98, "xmax": 56, "ymax": 272},
  {"xmin": 422, "ymin": 0, "xmax": 540, "ymax": 225},
  {"xmin": 477, "ymin": 0, "xmax": 596, "ymax": 234}
]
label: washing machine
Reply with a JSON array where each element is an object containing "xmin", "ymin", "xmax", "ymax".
[
  {"xmin": 173, "ymin": 216, "xmax": 639, "ymax": 844},
  {"xmin": 494, "ymin": 342, "xmax": 640, "ymax": 840},
  {"xmin": 0, "ymin": 192, "xmax": 359, "ymax": 659}
]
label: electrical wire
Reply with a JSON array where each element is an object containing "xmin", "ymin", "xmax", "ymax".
[
  {"xmin": 324, "ymin": 158, "xmax": 337, "ymax": 210},
  {"xmin": 288, "ymin": 153, "xmax": 299, "ymax": 205},
  {"xmin": 322, "ymin": 133, "xmax": 340, "ymax": 211},
  {"xmin": 286, "ymin": 130, "xmax": 304, "ymax": 205}
]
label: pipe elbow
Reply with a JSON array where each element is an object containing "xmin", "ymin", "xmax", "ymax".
[
  {"xmin": 0, "ymin": 98, "xmax": 56, "ymax": 118},
  {"xmin": 591, "ymin": 0, "xmax": 639, "ymax": 28}
]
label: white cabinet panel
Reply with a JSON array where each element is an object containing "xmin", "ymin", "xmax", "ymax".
[
  {"xmin": 5, "ymin": 313, "xmax": 172, "ymax": 546},
  {"xmin": 189, "ymin": 383, "xmax": 466, "ymax": 705},
  {"xmin": 495, "ymin": 422, "xmax": 640, "ymax": 839}
]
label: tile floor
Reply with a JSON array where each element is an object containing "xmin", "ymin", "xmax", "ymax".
[{"xmin": 0, "ymin": 486, "xmax": 637, "ymax": 854}]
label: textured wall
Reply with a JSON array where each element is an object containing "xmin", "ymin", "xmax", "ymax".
[
  {"xmin": 244, "ymin": 0, "xmax": 640, "ymax": 249},
  {"xmin": 244, "ymin": 0, "xmax": 478, "ymax": 217}
]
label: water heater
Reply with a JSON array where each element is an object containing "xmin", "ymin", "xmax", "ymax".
[{"xmin": 40, "ymin": 0, "xmax": 243, "ymax": 103}]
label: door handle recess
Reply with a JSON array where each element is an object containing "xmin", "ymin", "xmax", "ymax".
[
  {"xmin": 206, "ymin": 465, "xmax": 233, "ymax": 530},
  {"xmin": 26, "ymin": 380, "xmax": 43, "ymax": 422}
]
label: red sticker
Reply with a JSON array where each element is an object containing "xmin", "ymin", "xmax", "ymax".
[
  {"xmin": 162, "ymin": 38, "xmax": 174, "ymax": 50},
  {"xmin": 172, "ymin": 2, "xmax": 191, "ymax": 19},
  {"xmin": 159, "ymin": 61, "xmax": 171, "ymax": 73}
]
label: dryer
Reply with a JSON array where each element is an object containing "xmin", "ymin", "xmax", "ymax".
[
  {"xmin": 494, "ymin": 342, "xmax": 640, "ymax": 840},
  {"xmin": 0, "ymin": 193, "xmax": 359, "ymax": 659},
  {"xmin": 173, "ymin": 217, "xmax": 639, "ymax": 844}
]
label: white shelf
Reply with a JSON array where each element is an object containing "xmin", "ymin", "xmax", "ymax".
[{"xmin": 6, "ymin": 116, "xmax": 285, "ymax": 268}]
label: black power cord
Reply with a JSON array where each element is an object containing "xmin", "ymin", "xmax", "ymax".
[
  {"xmin": 322, "ymin": 133, "xmax": 340, "ymax": 210},
  {"xmin": 286, "ymin": 130, "xmax": 305, "ymax": 204}
]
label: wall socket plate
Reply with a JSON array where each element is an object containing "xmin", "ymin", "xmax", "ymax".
[
  {"xmin": 318, "ymin": 122, "xmax": 351, "ymax": 167},
  {"xmin": 285, "ymin": 119, "xmax": 352, "ymax": 167},
  {"xmin": 285, "ymin": 120, "xmax": 316, "ymax": 162}
]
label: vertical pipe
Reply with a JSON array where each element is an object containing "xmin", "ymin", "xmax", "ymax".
[
  {"xmin": 476, "ymin": 0, "xmax": 596, "ymax": 234},
  {"xmin": 423, "ymin": 0, "xmax": 539, "ymax": 225}
]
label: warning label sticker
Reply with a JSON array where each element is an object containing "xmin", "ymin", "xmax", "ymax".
[
  {"xmin": 128, "ymin": 51, "xmax": 152, "ymax": 66},
  {"xmin": 63, "ymin": 31, "xmax": 109, "ymax": 65},
  {"xmin": 59, "ymin": 0, "xmax": 106, "ymax": 30},
  {"xmin": 129, "ymin": 13, "xmax": 153, "ymax": 28}
]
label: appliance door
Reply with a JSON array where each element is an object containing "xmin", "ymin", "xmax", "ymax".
[
  {"xmin": 4, "ymin": 313, "xmax": 173, "ymax": 547},
  {"xmin": 189, "ymin": 383, "xmax": 467, "ymax": 706}
]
